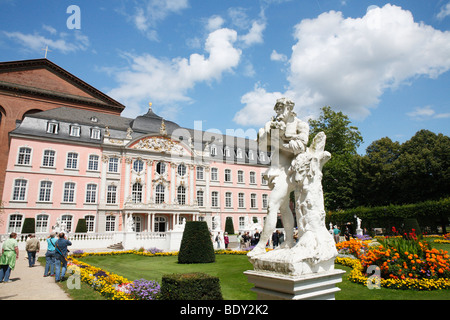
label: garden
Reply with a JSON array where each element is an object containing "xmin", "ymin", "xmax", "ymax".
[{"xmin": 49, "ymin": 231, "xmax": 450, "ymax": 301}]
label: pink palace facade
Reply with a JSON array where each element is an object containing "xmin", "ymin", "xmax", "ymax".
[{"xmin": 1, "ymin": 105, "xmax": 271, "ymax": 243}]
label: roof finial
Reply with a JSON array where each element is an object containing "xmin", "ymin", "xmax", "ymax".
[
  {"xmin": 42, "ymin": 45, "xmax": 52, "ymax": 59},
  {"xmin": 148, "ymin": 102, "xmax": 153, "ymax": 112}
]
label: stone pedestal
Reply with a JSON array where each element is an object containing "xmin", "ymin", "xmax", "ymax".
[
  {"xmin": 356, "ymin": 228, "xmax": 363, "ymax": 236},
  {"xmin": 244, "ymin": 269, "xmax": 346, "ymax": 300}
]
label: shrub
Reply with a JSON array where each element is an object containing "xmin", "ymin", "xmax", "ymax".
[
  {"xmin": 21, "ymin": 218, "xmax": 35, "ymax": 234},
  {"xmin": 225, "ymin": 217, "xmax": 235, "ymax": 235},
  {"xmin": 178, "ymin": 221, "xmax": 215, "ymax": 264},
  {"xmin": 160, "ymin": 273, "xmax": 223, "ymax": 300},
  {"xmin": 75, "ymin": 218, "xmax": 87, "ymax": 233}
]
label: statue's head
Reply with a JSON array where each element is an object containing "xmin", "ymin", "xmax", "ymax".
[{"xmin": 274, "ymin": 98, "xmax": 295, "ymax": 119}]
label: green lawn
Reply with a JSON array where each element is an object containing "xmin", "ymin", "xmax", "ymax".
[
  {"xmin": 79, "ymin": 254, "xmax": 257, "ymax": 300},
  {"xmin": 67, "ymin": 241, "xmax": 450, "ymax": 300}
]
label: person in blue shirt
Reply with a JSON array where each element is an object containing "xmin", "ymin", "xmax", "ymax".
[
  {"xmin": 44, "ymin": 232, "xmax": 57, "ymax": 277},
  {"xmin": 54, "ymin": 232, "xmax": 72, "ymax": 282}
]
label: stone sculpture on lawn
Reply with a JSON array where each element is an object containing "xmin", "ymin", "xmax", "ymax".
[{"xmin": 248, "ymin": 97, "xmax": 338, "ymax": 276}]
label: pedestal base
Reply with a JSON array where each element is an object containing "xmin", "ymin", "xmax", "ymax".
[{"xmin": 244, "ymin": 269, "xmax": 346, "ymax": 300}]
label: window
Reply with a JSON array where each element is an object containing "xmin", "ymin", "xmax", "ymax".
[
  {"xmin": 238, "ymin": 193, "xmax": 245, "ymax": 208},
  {"xmin": 66, "ymin": 152, "xmax": 78, "ymax": 169},
  {"xmin": 36, "ymin": 215, "xmax": 49, "ymax": 233},
  {"xmin": 90, "ymin": 127, "xmax": 101, "ymax": 140},
  {"xmin": 224, "ymin": 146, "xmax": 231, "ymax": 157},
  {"xmin": 154, "ymin": 216, "xmax": 166, "ymax": 232},
  {"xmin": 88, "ymin": 155, "xmax": 99, "ymax": 171},
  {"xmin": 261, "ymin": 173, "xmax": 267, "ymax": 185},
  {"xmin": 248, "ymin": 150, "xmax": 254, "ymax": 161},
  {"xmin": 178, "ymin": 164, "xmax": 186, "ymax": 177},
  {"xmin": 196, "ymin": 166, "xmax": 204, "ymax": 180},
  {"xmin": 156, "ymin": 162, "xmax": 166, "ymax": 174},
  {"xmin": 237, "ymin": 170, "xmax": 244, "ymax": 183},
  {"xmin": 133, "ymin": 159, "xmax": 144, "ymax": 173},
  {"xmin": 237, "ymin": 148, "xmax": 243, "ymax": 158},
  {"xmin": 239, "ymin": 216, "xmax": 245, "ymax": 229},
  {"xmin": 106, "ymin": 185, "xmax": 117, "ymax": 204},
  {"xmin": 251, "ymin": 193, "xmax": 257, "ymax": 208},
  {"xmin": 211, "ymin": 191, "xmax": 219, "ymax": 207},
  {"xmin": 177, "ymin": 185, "xmax": 186, "ymax": 205},
  {"xmin": 12, "ymin": 179, "xmax": 27, "ymax": 201},
  {"xmin": 42, "ymin": 150, "xmax": 55, "ymax": 167},
  {"xmin": 155, "ymin": 184, "xmax": 165, "ymax": 204},
  {"xmin": 85, "ymin": 215, "xmax": 95, "ymax": 232},
  {"xmin": 224, "ymin": 169, "xmax": 232, "ymax": 182},
  {"xmin": 132, "ymin": 183, "xmax": 143, "ymax": 203},
  {"xmin": 17, "ymin": 147, "xmax": 32, "ymax": 165},
  {"xmin": 196, "ymin": 190, "xmax": 204, "ymax": 206},
  {"xmin": 61, "ymin": 215, "xmax": 73, "ymax": 233},
  {"xmin": 211, "ymin": 168, "xmax": 218, "ymax": 181},
  {"xmin": 250, "ymin": 171, "xmax": 256, "ymax": 184},
  {"xmin": 106, "ymin": 216, "xmax": 115, "ymax": 232},
  {"xmin": 47, "ymin": 121, "xmax": 59, "ymax": 134},
  {"xmin": 63, "ymin": 182, "xmax": 76, "ymax": 202},
  {"xmin": 225, "ymin": 192, "xmax": 232, "ymax": 208},
  {"xmin": 85, "ymin": 184, "xmax": 97, "ymax": 203},
  {"xmin": 8, "ymin": 214, "xmax": 23, "ymax": 233},
  {"xmin": 262, "ymin": 194, "xmax": 268, "ymax": 209},
  {"xmin": 108, "ymin": 157, "xmax": 119, "ymax": 173},
  {"xmin": 259, "ymin": 152, "xmax": 266, "ymax": 162},
  {"xmin": 210, "ymin": 145, "xmax": 217, "ymax": 156},
  {"xmin": 39, "ymin": 181, "xmax": 52, "ymax": 202},
  {"xmin": 70, "ymin": 124, "xmax": 80, "ymax": 137}
]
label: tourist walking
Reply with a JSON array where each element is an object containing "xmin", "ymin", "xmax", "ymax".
[
  {"xmin": 333, "ymin": 225, "xmax": 341, "ymax": 243},
  {"xmin": 25, "ymin": 234, "xmax": 40, "ymax": 267},
  {"xmin": 224, "ymin": 232, "xmax": 229, "ymax": 249},
  {"xmin": 272, "ymin": 231, "xmax": 279, "ymax": 249},
  {"xmin": 0, "ymin": 233, "xmax": 19, "ymax": 283},
  {"xmin": 54, "ymin": 232, "xmax": 72, "ymax": 282},
  {"xmin": 44, "ymin": 232, "xmax": 57, "ymax": 277}
]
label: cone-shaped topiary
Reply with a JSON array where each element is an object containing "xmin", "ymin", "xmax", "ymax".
[
  {"xmin": 21, "ymin": 218, "xmax": 35, "ymax": 234},
  {"xmin": 75, "ymin": 218, "xmax": 87, "ymax": 233},
  {"xmin": 225, "ymin": 216, "xmax": 235, "ymax": 235},
  {"xmin": 178, "ymin": 221, "xmax": 215, "ymax": 264}
]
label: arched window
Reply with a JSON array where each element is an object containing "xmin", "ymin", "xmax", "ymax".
[
  {"xmin": 61, "ymin": 215, "xmax": 73, "ymax": 233},
  {"xmin": 154, "ymin": 216, "xmax": 166, "ymax": 232},
  {"xmin": 156, "ymin": 162, "xmax": 166, "ymax": 174},
  {"xmin": 36, "ymin": 214, "xmax": 49, "ymax": 233},
  {"xmin": 8, "ymin": 214, "xmax": 23, "ymax": 233},
  {"xmin": 177, "ymin": 185, "xmax": 186, "ymax": 205},
  {"xmin": 177, "ymin": 164, "xmax": 186, "ymax": 176},
  {"xmin": 132, "ymin": 183, "xmax": 143, "ymax": 203},
  {"xmin": 133, "ymin": 159, "xmax": 144, "ymax": 173},
  {"xmin": 155, "ymin": 184, "xmax": 165, "ymax": 204}
]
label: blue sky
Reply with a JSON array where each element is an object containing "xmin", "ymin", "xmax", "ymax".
[{"xmin": 1, "ymin": 0, "xmax": 449, "ymax": 154}]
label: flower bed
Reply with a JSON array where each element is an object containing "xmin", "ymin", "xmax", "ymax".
[
  {"xmin": 335, "ymin": 235, "xmax": 450, "ymax": 290},
  {"xmin": 67, "ymin": 249, "xmax": 250, "ymax": 300}
]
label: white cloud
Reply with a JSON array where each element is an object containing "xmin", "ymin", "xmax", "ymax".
[
  {"xmin": 437, "ymin": 2, "xmax": 450, "ymax": 20},
  {"xmin": 129, "ymin": 0, "xmax": 189, "ymax": 40},
  {"xmin": 234, "ymin": 4, "xmax": 450, "ymax": 127},
  {"xmin": 239, "ymin": 20, "xmax": 266, "ymax": 47},
  {"xmin": 270, "ymin": 50, "xmax": 287, "ymax": 62},
  {"xmin": 109, "ymin": 28, "xmax": 241, "ymax": 118},
  {"xmin": 3, "ymin": 28, "xmax": 89, "ymax": 54},
  {"xmin": 407, "ymin": 106, "xmax": 450, "ymax": 120},
  {"xmin": 206, "ymin": 15, "xmax": 225, "ymax": 32}
]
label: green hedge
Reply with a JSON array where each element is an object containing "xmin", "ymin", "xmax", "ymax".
[
  {"xmin": 75, "ymin": 218, "xmax": 87, "ymax": 233},
  {"xmin": 327, "ymin": 198, "xmax": 450, "ymax": 234},
  {"xmin": 178, "ymin": 221, "xmax": 215, "ymax": 264},
  {"xmin": 160, "ymin": 272, "xmax": 223, "ymax": 300},
  {"xmin": 225, "ymin": 217, "xmax": 235, "ymax": 235},
  {"xmin": 21, "ymin": 218, "xmax": 35, "ymax": 234}
]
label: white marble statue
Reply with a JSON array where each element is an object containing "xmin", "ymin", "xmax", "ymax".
[
  {"xmin": 248, "ymin": 98, "xmax": 337, "ymax": 276},
  {"xmin": 126, "ymin": 214, "xmax": 135, "ymax": 232}
]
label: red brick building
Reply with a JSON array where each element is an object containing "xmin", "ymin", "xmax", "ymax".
[{"xmin": 0, "ymin": 58, "xmax": 125, "ymax": 197}]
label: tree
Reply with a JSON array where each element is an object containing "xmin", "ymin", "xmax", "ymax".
[
  {"xmin": 308, "ymin": 106, "xmax": 363, "ymax": 210},
  {"xmin": 178, "ymin": 221, "xmax": 215, "ymax": 264},
  {"xmin": 354, "ymin": 137, "xmax": 402, "ymax": 206},
  {"xmin": 75, "ymin": 218, "xmax": 87, "ymax": 233},
  {"xmin": 21, "ymin": 218, "xmax": 35, "ymax": 234},
  {"xmin": 224, "ymin": 217, "xmax": 235, "ymax": 235},
  {"xmin": 396, "ymin": 130, "xmax": 450, "ymax": 204}
]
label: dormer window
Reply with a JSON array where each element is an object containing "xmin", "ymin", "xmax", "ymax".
[
  {"xmin": 90, "ymin": 116, "xmax": 98, "ymax": 123},
  {"xmin": 210, "ymin": 145, "xmax": 217, "ymax": 156},
  {"xmin": 70, "ymin": 124, "xmax": 81, "ymax": 137},
  {"xmin": 47, "ymin": 120, "xmax": 59, "ymax": 134},
  {"xmin": 90, "ymin": 127, "xmax": 101, "ymax": 140},
  {"xmin": 236, "ymin": 148, "xmax": 243, "ymax": 158}
]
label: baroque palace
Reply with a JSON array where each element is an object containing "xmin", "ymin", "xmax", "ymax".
[{"xmin": 0, "ymin": 59, "xmax": 270, "ymax": 248}]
